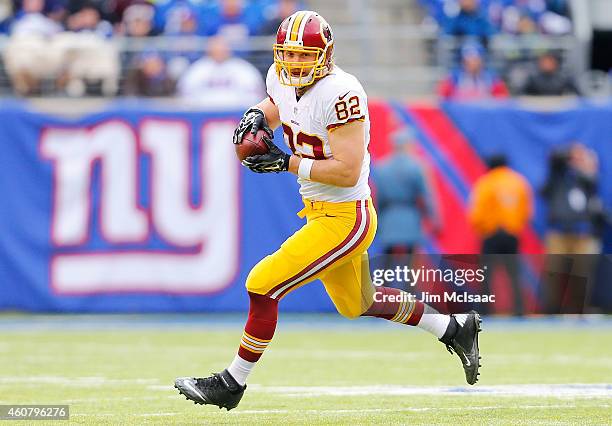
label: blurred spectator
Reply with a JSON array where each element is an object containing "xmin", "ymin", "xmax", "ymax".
[
  {"xmin": 259, "ymin": 0, "xmax": 299, "ymax": 35},
  {"xmin": 500, "ymin": 0, "xmax": 571, "ymax": 34},
  {"xmin": 100, "ymin": 0, "xmax": 148, "ymax": 25},
  {"xmin": 120, "ymin": 3, "xmax": 157, "ymax": 37},
  {"xmin": 45, "ymin": 1, "xmax": 68, "ymax": 27},
  {"xmin": 423, "ymin": 0, "xmax": 571, "ymax": 35},
  {"xmin": 154, "ymin": 0, "xmax": 204, "ymax": 35},
  {"xmin": 10, "ymin": 0, "xmax": 63, "ymax": 37},
  {"xmin": 116, "ymin": 1, "xmax": 158, "ymax": 84},
  {"xmin": 515, "ymin": 11, "xmax": 538, "ymax": 35},
  {"xmin": 522, "ymin": 52, "xmax": 578, "ymax": 95},
  {"xmin": 177, "ymin": 35, "xmax": 264, "ymax": 108},
  {"xmin": 500, "ymin": 1, "xmax": 544, "ymax": 33},
  {"xmin": 487, "ymin": 0, "xmax": 508, "ymax": 30},
  {"xmin": 541, "ymin": 144, "xmax": 603, "ymax": 254},
  {"xmin": 162, "ymin": 2, "xmax": 200, "ymax": 35},
  {"xmin": 206, "ymin": 0, "xmax": 265, "ymax": 42},
  {"xmin": 541, "ymin": 144, "xmax": 604, "ymax": 314},
  {"xmin": 65, "ymin": 2, "xmax": 113, "ymax": 38},
  {"xmin": 469, "ymin": 155, "xmax": 533, "ymax": 248},
  {"xmin": 3, "ymin": 0, "xmax": 63, "ymax": 95},
  {"xmin": 51, "ymin": 30, "xmax": 120, "ymax": 96},
  {"xmin": 438, "ymin": 43, "xmax": 509, "ymax": 100},
  {"xmin": 443, "ymin": 0, "xmax": 494, "ymax": 39},
  {"xmin": 39, "ymin": 2, "xmax": 119, "ymax": 96},
  {"xmin": 161, "ymin": 2, "xmax": 203, "ymax": 79},
  {"xmin": 538, "ymin": 8, "xmax": 571, "ymax": 35},
  {"xmin": 124, "ymin": 50, "xmax": 175, "ymax": 96},
  {"xmin": 61, "ymin": 0, "xmax": 112, "ymax": 19},
  {"xmin": 373, "ymin": 128, "xmax": 439, "ymax": 281},
  {"xmin": 468, "ymin": 154, "xmax": 533, "ymax": 315}
]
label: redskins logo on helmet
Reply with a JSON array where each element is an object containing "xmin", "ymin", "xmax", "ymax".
[{"xmin": 273, "ymin": 11, "xmax": 335, "ymax": 88}]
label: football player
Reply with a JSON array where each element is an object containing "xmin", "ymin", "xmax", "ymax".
[{"xmin": 175, "ymin": 10, "xmax": 482, "ymax": 410}]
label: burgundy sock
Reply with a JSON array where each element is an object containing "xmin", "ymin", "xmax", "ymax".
[
  {"xmin": 237, "ymin": 292, "xmax": 279, "ymax": 362},
  {"xmin": 362, "ymin": 286, "xmax": 424, "ymax": 325}
]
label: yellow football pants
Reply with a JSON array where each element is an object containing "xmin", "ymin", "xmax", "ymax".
[{"xmin": 246, "ymin": 198, "xmax": 377, "ymax": 318}]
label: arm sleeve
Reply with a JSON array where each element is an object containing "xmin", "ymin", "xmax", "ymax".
[{"xmin": 323, "ymin": 89, "xmax": 367, "ymax": 131}]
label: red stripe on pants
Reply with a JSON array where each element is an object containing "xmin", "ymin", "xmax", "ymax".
[{"xmin": 266, "ymin": 200, "xmax": 365, "ymax": 298}]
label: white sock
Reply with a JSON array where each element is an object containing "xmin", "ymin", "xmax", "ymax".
[
  {"xmin": 453, "ymin": 313, "xmax": 468, "ymax": 327},
  {"xmin": 227, "ymin": 354, "xmax": 255, "ymax": 386},
  {"xmin": 416, "ymin": 304, "xmax": 451, "ymax": 339}
]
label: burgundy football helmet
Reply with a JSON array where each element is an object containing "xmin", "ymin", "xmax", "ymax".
[{"xmin": 273, "ymin": 11, "xmax": 335, "ymax": 87}]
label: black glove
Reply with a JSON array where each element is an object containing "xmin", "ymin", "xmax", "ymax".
[
  {"xmin": 242, "ymin": 135, "xmax": 291, "ymax": 173},
  {"xmin": 232, "ymin": 108, "xmax": 273, "ymax": 145}
]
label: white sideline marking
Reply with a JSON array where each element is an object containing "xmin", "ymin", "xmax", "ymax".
[
  {"xmin": 67, "ymin": 405, "xmax": 612, "ymax": 418},
  {"xmin": 247, "ymin": 384, "xmax": 612, "ymax": 398},
  {"xmin": 232, "ymin": 404, "xmax": 611, "ymax": 415},
  {"xmin": 147, "ymin": 383, "xmax": 612, "ymax": 398},
  {"xmin": 70, "ymin": 414, "xmax": 115, "ymax": 417},
  {"xmin": 3, "ymin": 377, "xmax": 609, "ymax": 400},
  {"xmin": 0, "ymin": 376, "xmax": 158, "ymax": 386},
  {"xmin": 61, "ymin": 396, "xmax": 166, "ymax": 403},
  {"xmin": 137, "ymin": 413, "xmax": 180, "ymax": 417}
]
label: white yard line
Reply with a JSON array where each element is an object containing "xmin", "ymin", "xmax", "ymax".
[
  {"xmin": 231, "ymin": 404, "xmax": 611, "ymax": 415},
  {"xmin": 136, "ymin": 412, "xmax": 181, "ymax": 417},
  {"xmin": 60, "ymin": 396, "xmax": 167, "ymax": 403},
  {"xmin": 3, "ymin": 376, "xmax": 610, "ymax": 400},
  {"xmin": 150, "ymin": 383, "xmax": 612, "ymax": 398},
  {"xmin": 0, "ymin": 376, "xmax": 159, "ymax": 386},
  {"xmin": 247, "ymin": 383, "xmax": 612, "ymax": 398},
  {"xmin": 56, "ymin": 404, "xmax": 612, "ymax": 418}
]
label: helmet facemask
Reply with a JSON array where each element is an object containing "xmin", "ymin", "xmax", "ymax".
[{"xmin": 273, "ymin": 43, "xmax": 332, "ymax": 88}]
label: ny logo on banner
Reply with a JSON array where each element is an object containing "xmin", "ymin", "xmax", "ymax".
[{"xmin": 40, "ymin": 119, "xmax": 239, "ymax": 294}]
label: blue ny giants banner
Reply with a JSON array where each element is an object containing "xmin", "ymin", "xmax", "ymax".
[{"xmin": 1, "ymin": 100, "xmax": 611, "ymax": 312}]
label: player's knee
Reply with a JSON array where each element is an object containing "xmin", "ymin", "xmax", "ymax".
[
  {"xmin": 245, "ymin": 268, "xmax": 263, "ymax": 294},
  {"xmin": 245, "ymin": 259, "xmax": 270, "ymax": 294}
]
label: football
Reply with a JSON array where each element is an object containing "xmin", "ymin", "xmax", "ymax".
[{"xmin": 235, "ymin": 129, "xmax": 270, "ymax": 162}]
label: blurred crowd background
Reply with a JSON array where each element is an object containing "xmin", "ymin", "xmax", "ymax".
[{"xmin": 0, "ymin": 0, "xmax": 610, "ymax": 99}]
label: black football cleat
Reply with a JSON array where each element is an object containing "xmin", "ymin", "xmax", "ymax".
[
  {"xmin": 174, "ymin": 369, "xmax": 246, "ymax": 411},
  {"xmin": 441, "ymin": 311, "xmax": 482, "ymax": 385}
]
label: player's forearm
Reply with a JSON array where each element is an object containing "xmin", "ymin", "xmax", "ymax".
[{"xmin": 288, "ymin": 155, "xmax": 359, "ymax": 187}]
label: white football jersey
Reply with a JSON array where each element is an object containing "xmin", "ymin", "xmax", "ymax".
[{"xmin": 266, "ymin": 64, "xmax": 371, "ymax": 202}]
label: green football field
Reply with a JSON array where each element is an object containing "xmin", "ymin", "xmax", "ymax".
[{"xmin": 0, "ymin": 315, "xmax": 610, "ymax": 425}]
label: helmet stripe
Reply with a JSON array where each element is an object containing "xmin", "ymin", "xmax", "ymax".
[
  {"xmin": 290, "ymin": 11, "xmax": 305, "ymax": 42},
  {"xmin": 284, "ymin": 12, "xmax": 297, "ymax": 42},
  {"xmin": 297, "ymin": 11, "xmax": 313, "ymax": 42}
]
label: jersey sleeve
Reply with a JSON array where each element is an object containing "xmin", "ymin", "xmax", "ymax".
[
  {"xmin": 265, "ymin": 64, "xmax": 277, "ymax": 105},
  {"xmin": 323, "ymin": 88, "xmax": 367, "ymax": 132}
]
